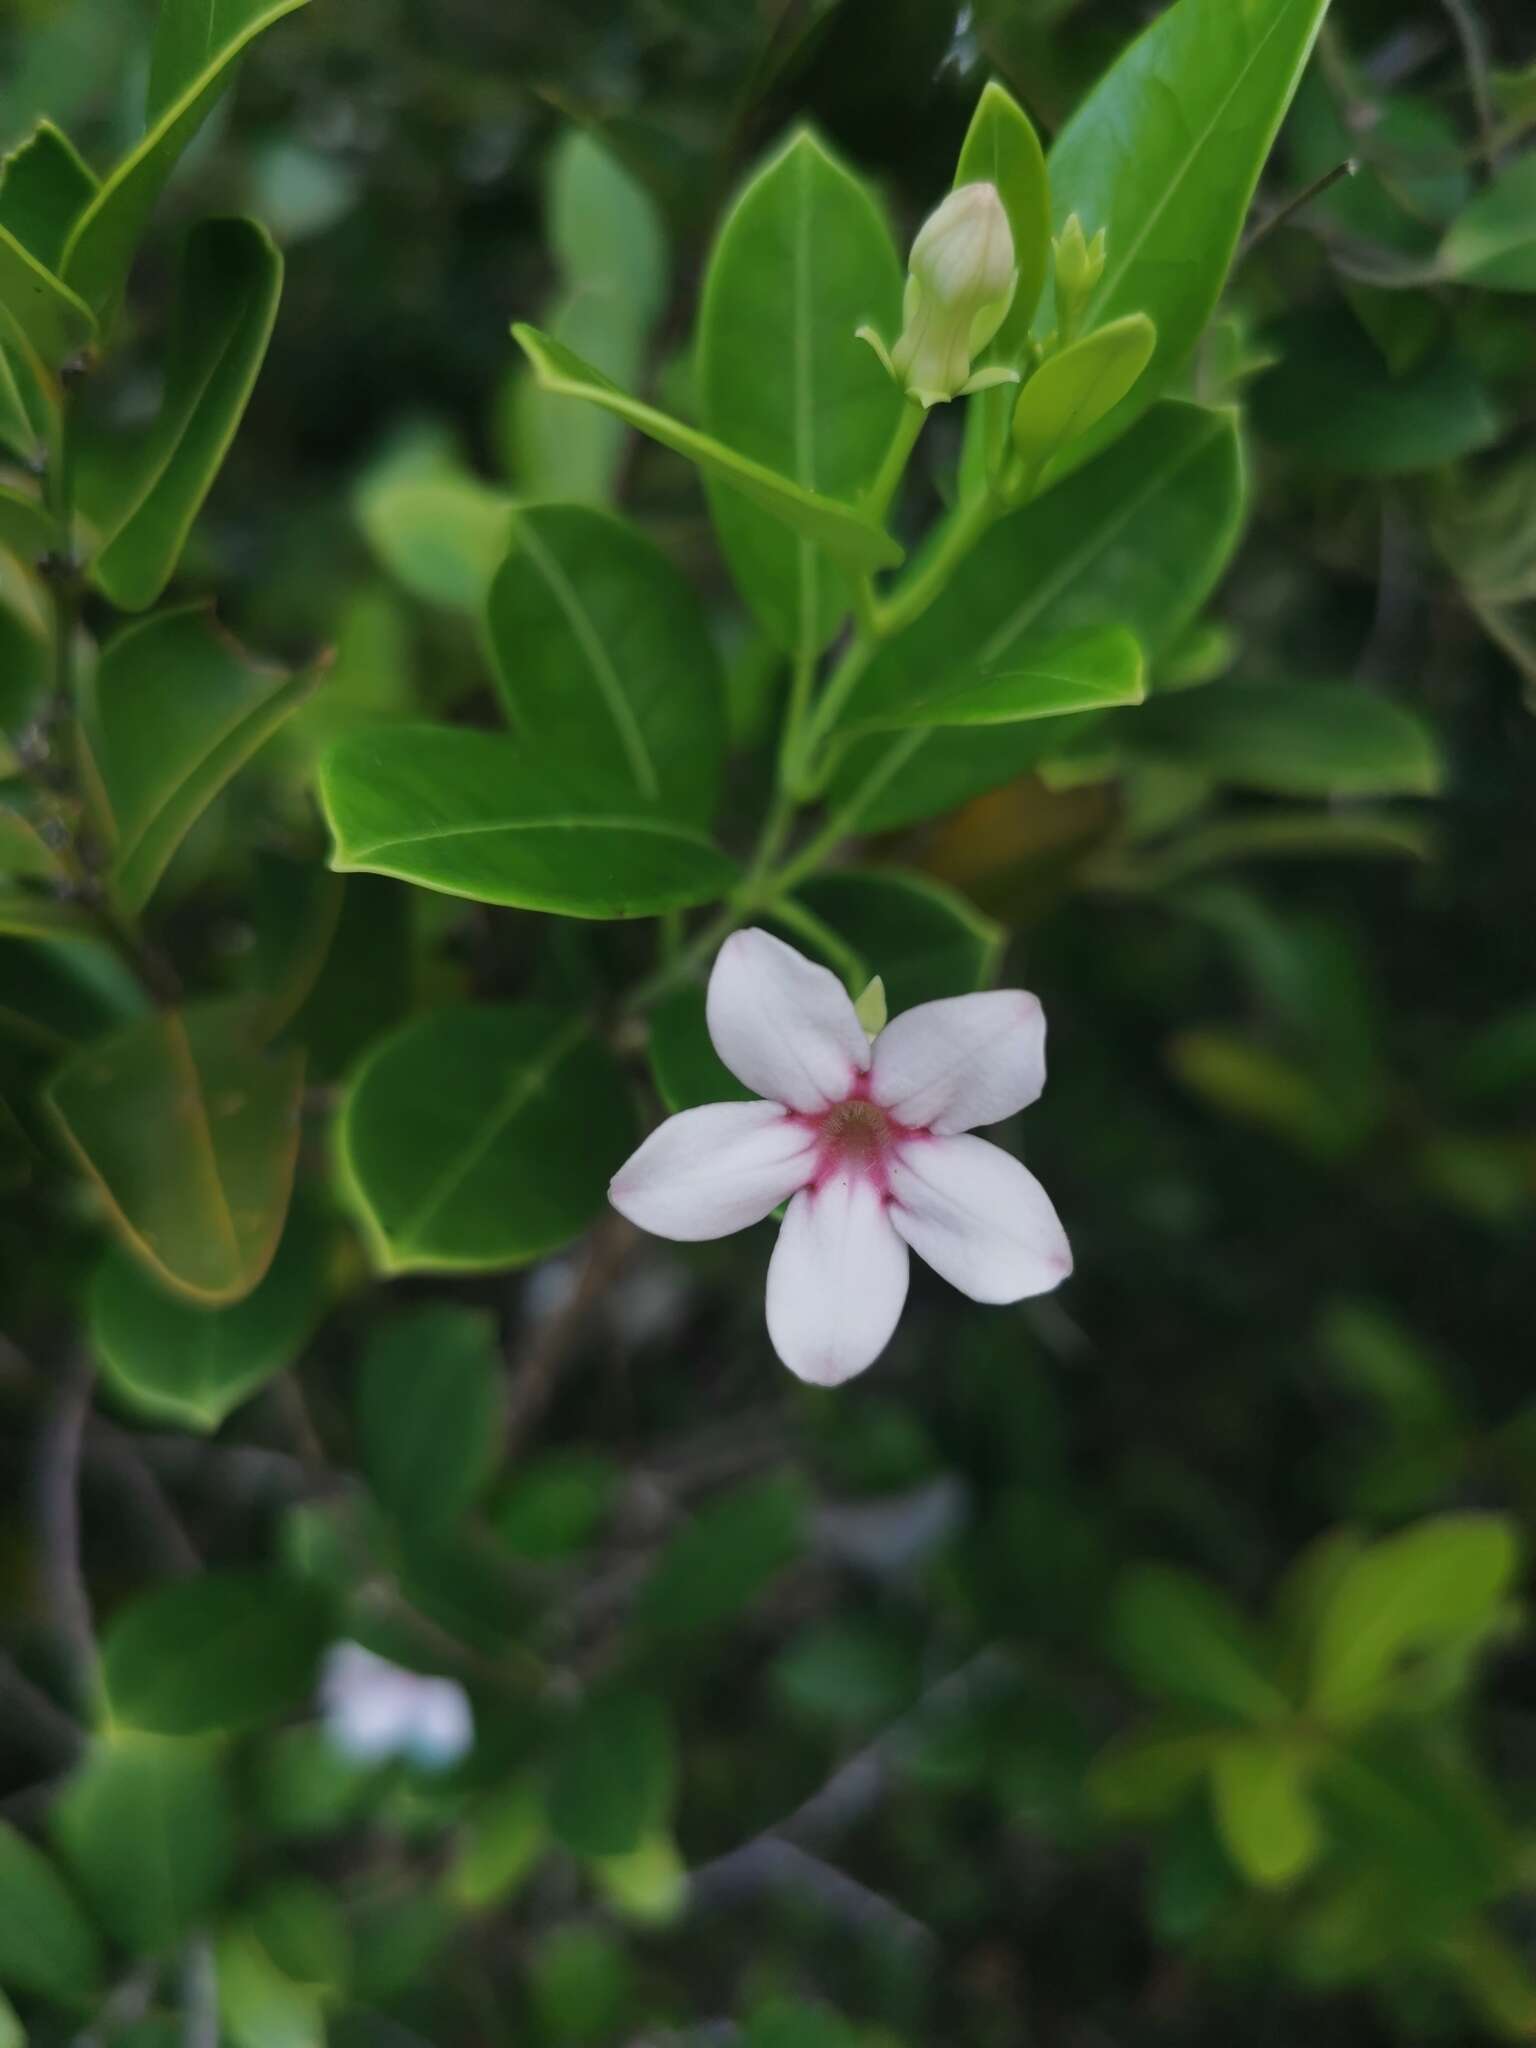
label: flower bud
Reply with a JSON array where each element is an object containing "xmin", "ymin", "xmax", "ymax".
[
  {"xmin": 857, "ymin": 181, "xmax": 1020, "ymax": 409},
  {"xmin": 1052, "ymin": 213, "xmax": 1106, "ymax": 345}
]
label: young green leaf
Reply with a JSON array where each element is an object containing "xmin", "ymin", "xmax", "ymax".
[
  {"xmin": 635, "ymin": 1476, "xmax": 806, "ymax": 1637},
  {"xmin": 1440, "ymin": 155, "xmax": 1536, "ymax": 292},
  {"xmin": 955, "ymin": 80, "xmax": 1052, "ymax": 358},
  {"xmin": 1211, "ymin": 1737, "xmax": 1322, "ymax": 1887},
  {"xmin": 1109, "ymin": 1564, "xmax": 1289, "ymax": 1724},
  {"xmin": 696, "ymin": 129, "xmax": 904, "ymax": 652},
  {"xmin": 216, "ymin": 1924, "xmax": 326, "ymax": 2048},
  {"xmin": 91, "ymin": 218, "xmax": 283, "ymax": 612},
  {"xmin": 1011, "ymin": 314, "xmax": 1156, "ymax": 477},
  {"xmin": 488, "ymin": 504, "xmax": 725, "ymax": 824},
  {"xmin": 81, "ymin": 606, "xmax": 316, "ymax": 913},
  {"xmin": 545, "ymin": 1690, "xmax": 676, "ymax": 1857},
  {"xmin": 355, "ymin": 438, "xmax": 511, "ymax": 614},
  {"xmin": 513, "ymin": 323, "xmax": 901, "ymax": 575},
  {"xmin": 53, "ymin": 1737, "xmax": 235, "ymax": 1953},
  {"xmin": 61, "ymin": 0, "xmax": 314, "ymax": 314},
  {"xmin": 1088, "ymin": 1724, "xmax": 1229, "ymax": 1820},
  {"xmin": 47, "ymin": 998, "xmax": 305, "ymax": 1306},
  {"xmin": 89, "ymin": 1202, "xmax": 326, "ymax": 1432},
  {"xmin": 1127, "ymin": 681, "xmax": 1443, "ymax": 797},
  {"xmin": 321, "ymin": 725, "xmax": 737, "ymax": 918},
  {"xmin": 0, "ymin": 1822, "xmax": 104, "ymax": 2003},
  {"xmin": 847, "ymin": 626, "xmax": 1145, "ymax": 731},
  {"xmin": 0, "ymin": 479, "xmax": 54, "ymax": 560},
  {"xmin": 1035, "ymin": 0, "xmax": 1330, "ymax": 458},
  {"xmin": 338, "ymin": 1004, "xmax": 634, "ymax": 1275},
  {"xmin": 100, "ymin": 1571, "xmax": 332, "ymax": 1736},
  {"xmin": 1306, "ymin": 1514, "xmax": 1520, "ymax": 1726},
  {"xmin": 358, "ymin": 1305, "xmax": 504, "ymax": 1532},
  {"xmin": 0, "ymin": 121, "xmax": 99, "ymax": 272},
  {"xmin": 829, "ymin": 400, "xmax": 1243, "ymax": 827},
  {"xmin": 0, "ymin": 217, "xmax": 95, "ymax": 366}
]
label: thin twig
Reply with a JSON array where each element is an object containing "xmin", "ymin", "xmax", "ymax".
[
  {"xmin": 83, "ymin": 1423, "xmax": 201, "ymax": 1577},
  {"xmin": 1241, "ymin": 159, "xmax": 1359, "ymax": 257},
  {"xmin": 688, "ymin": 1836, "xmax": 933, "ymax": 1951},
  {"xmin": 34, "ymin": 1355, "xmax": 97, "ymax": 1712},
  {"xmin": 1440, "ymin": 0, "xmax": 1498, "ymax": 167},
  {"xmin": 0, "ymin": 1650, "xmax": 83, "ymax": 1763},
  {"xmin": 505, "ymin": 1216, "xmax": 636, "ymax": 1457}
]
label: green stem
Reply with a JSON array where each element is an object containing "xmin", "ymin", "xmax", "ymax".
[
  {"xmin": 875, "ymin": 484, "xmax": 998, "ymax": 639},
  {"xmin": 864, "ymin": 398, "xmax": 926, "ymax": 521},
  {"xmin": 769, "ymin": 730, "xmax": 926, "ymax": 900},
  {"xmin": 769, "ymin": 895, "xmax": 869, "ymax": 993}
]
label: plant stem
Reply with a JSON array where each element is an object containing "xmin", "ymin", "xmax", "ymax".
[
  {"xmin": 769, "ymin": 895, "xmax": 869, "ymax": 992},
  {"xmin": 865, "ymin": 399, "xmax": 926, "ymax": 521}
]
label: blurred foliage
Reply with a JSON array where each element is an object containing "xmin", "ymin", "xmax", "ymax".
[{"xmin": 3, "ymin": 0, "xmax": 1536, "ymax": 2044}]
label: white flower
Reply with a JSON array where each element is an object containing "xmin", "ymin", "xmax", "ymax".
[
  {"xmin": 610, "ymin": 930, "xmax": 1072, "ymax": 1386},
  {"xmin": 859, "ymin": 182, "xmax": 1021, "ymax": 408},
  {"xmin": 319, "ymin": 1642, "xmax": 474, "ymax": 1770}
]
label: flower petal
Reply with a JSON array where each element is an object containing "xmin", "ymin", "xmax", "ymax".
[
  {"xmin": 609, "ymin": 1099, "xmax": 814, "ymax": 1242},
  {"xmin": 707, "ymin": 927, "xmax": 870, "ymax": 1113},
  {"xmin": 765, "ymin": 1175, "xmax": 909, "ymax": 1387},
  {"xmin": 888, "ymin": 1133, "xmax": 1071, "ymax": 1303},
  {"xmin": 871, "ymin": 990, "xmax": 1045, "ymax": 1134}
]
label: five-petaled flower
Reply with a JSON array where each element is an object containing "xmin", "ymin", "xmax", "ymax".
[{"xmin": 609, "ymin": 930, "xmax": 1072, "ymax": 1386}]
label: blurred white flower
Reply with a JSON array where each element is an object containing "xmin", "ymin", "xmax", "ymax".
[
  {"xmin": 319, "ymin": 1641, "xmax": 473, "ymax": 1770},
  {"xmin": 609, "ymin": 930, "xmax": 1071, "ymax": 1386}
]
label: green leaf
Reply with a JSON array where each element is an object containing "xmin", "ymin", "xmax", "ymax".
[
  {"xmin": 1127, "ymin": 681, "xmax": 1442, "ymax": 797},
  {"xmin": 0, "ymin": 1988, "xmax": 20, "ymax": 2048},
  {"xmin": 0, "ymin": 480, "xmax": 54, "ymax": 560},
  {"xmin": 61, "ymin": 0, "xmax": 313, "ymax": 315},
  {"xmin": 847, "ymin": 625, "xmax": 1145, "ymax": 731},
  {"xmin": 1109, "ymin": 1564, "xmax": 1288, "ymax": 1724},
  {"xmin": 338, "ymin": 1004, "xmax": 633, "ymax": 1275},
  {"xmin": 82, "ymin": 606, "xmax": 316, "ymax": 914},
  {"xmin": 590, "ymin": 1831, "xmax": 688, "ymax": 1927},
  {"xmin": 0, "ymin": 121, "xmax": 99, "ymax": 272},
  {"xmin": 696, "ymin": 128, "xmax": 903, "ymax": 651},
  {"xmin": 1011, "ymin": 315, "xmax": 1156, "ymax": 477},
  {"xmin": 1210, "ymin": 1736, "xmax": 1322, "ymax": 1887},
  {"xmin": 448, "ymin": 1779, "xmax": 546, "ymax": 1910},
  {"xmin": 829, "ymin": 400, "xmax": 1243, "ymax": 828},
  {"xmin": 0, "ymin": 339, "xmax": 45, "ymax": 464},
  {"xmin": 793, "ymin": 869, "xmax": 1004, "ymax": 1012},
  {"xmin": 47, "ymin": 999, "xmax": 305, "ymax": 1306},
  {"xmin": 355, "ymin": 439, "xmax": 511, "ymax": 614},
  {"xmin": 488, "ymin": 504, "xmax": 724, "ymax": 824},
  {"xmin": 89, "ymin": 1201, "xmax": 326, "ymax": 1432},
  {"xmin": 545, "ymin": 1690, "xmax": 676, "ymax": 1857},
  {"xmin": 0, "ymin": 1821, "xmax": 103, "ymax": 2003},
  {"xmin": 955, "ymin": 80, "xmax": 1052, "ymax": 359},
  {"xmin": 1252, "ymin": 312, "xmax": 1501, "ymax": 475},
  {"xmin": 1088, "ymin": 1724, "xmax": 1229, "ymax": 1820},
  {"xmin": 358, "ymin": 1305, "xmax": 503, "ymax": 1533},
  {"xmin": 1318, "ymin": 1736, "xmax": 1507, "ymax": 1919},
  {"xmin": 635, "ymin": 1475, "xmax": 806, "ymax": 1637},
  {"xmin": 216, "ymin": 1927, "xmax": 325, "ymax": 2048},
  {"xmin": 1168, "ymin": 1030, "xmax": 1363, "ymax": 1161},
  {"xmin": 513, "ymin": 323, "xmax": 901, "ymax": 576},
  {"xmin": 101, "ymin": 1570, "xmax": 331, "ymax": 1736},
  {"xmin": 492, "ymin": 1451, "xmax": 616, "ymax": 1561},
  {"xmin": 1034, "ymin": 0, "xmax": 1329, "ymax": 459},
  {"xmin": 647, "ymin": 984, "xmax": 753, "ymax": 1114},
  {"xmin": 0, "ymin": 217, "xmax": 95, "ymax": 368},
  {"xmin": 1307, "ymin": 1513, "xmax": 1520, "ymax": 1726},
  {"xmin": 53, "ymin": 1737, "xmax": 235, "ymax": 1953},
  {"xmin": 1440, "ymin": 156, "xmax": 1536, "ymax": 292},
  {"xmin": 90, "ymin": 218, "xmax": 282, "ymax": 612},
  {"xmin": 529, "ymin": 1926, "xmax": 636, "ymax": 2044},
  {"xmin": 321, "ymin": 724, "xmax": 737, "ymax": 918}
]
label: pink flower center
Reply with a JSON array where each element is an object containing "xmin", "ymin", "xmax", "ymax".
[{"xmin": 792, "ymin": 1086, "xmax": 930, "ymax": 1198}]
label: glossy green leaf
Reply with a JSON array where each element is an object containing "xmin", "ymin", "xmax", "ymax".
[
  {"xmin": 0, "ymin": 480, "xmax": 53, "ymax": 560},
  {"xmin": 1307, "ymin": 1514, "xmax": 1520, "ymax": 1726},
  {"xmin": 339, "ymin": 1004, "xmax": 633, "ymax": 1275},
  {"xmin": 101, "ymin": 1570, "xmax": 331, "ymax": 1736},
  {"xmin": 83, "ymin": 606, "xmax": 316, "ymax": 913},
  {"xmin": 635, "ymin": 1476, "xmax": 806, "ymax": 1637},
  {"xmin": 647, "ymin": 984, "xmax": 753, "ymax": 1114},
  {"xmin": 1035, "ymin": 0, "xmax": 1329, "ymax": 457},
  {"xmin": 61, "ymin": 0, "xmax": 313, "ymax": 314},
  {"xmin": 492, "ymin": 1451, "xmax": 616, "ymax": 1561},
  {"xmin": 0, "ymin": 1821, "xmax": 103, "ymax": 2003},
  {"xmin": 216, "ymin": 1924, "xmax": 325, "ymax": 2048},
  {"xmin": 0, "ymin": 121, "xmax": 98, "ymax": 272},
  {"xmin": 1211, "ymin": 1737, "xmax": 1322, "ymax": 1887},
  {"xmin": 1127, "ymin": 681, "xmax": 1442, "ymax": 797},
  {"xmin": 0, "ymin": 216, "xmax": 94, "ymax": 367},
  {"xmin": 0, "ymin": 340, "xmax": 44, "ymax": 463},
  {"xmin": 1252, "ymin": 312, "xmax": 1501, "ymax": 475},
  {"xmin": 1110, "ymin": 1564, "xmax": 1288, "ymax": 1724},
  {"xmin": 89, "ymin": 1201, "xmax": 326, "ymax": 1432},
  {"xmin": 47, "ymin": 998, "xmax": 305, "ymax": 1305},
  {"xmin": 1011, "ymin": 315, "xmax": 1156, "ymax": 476},
  {"xmin": 848, "ymin": 626, "xmax": 1145, "ymax": 731},
  {"xmin": 696, "ymin": 128, "xmax": 903, "ymax": 651},
  {"xmin": 955, "ymin": 80, "xmax": 1052, "ymax": 360},
  {"xmin": 53, "ymin": 1737, "xmax": 235, "ymax": 1953},
  {"xmin": 509, "ymin": 130, "xmax": 667, "ymax": 504},
  {"xmin": 0, "ymin": 931, "xmax": 147, "ymax": 1055},
  {"xmin": 546, "ymin": 1690, "xmax": 676, "ymax": 1857},
  {"xmin": 355, "ymin": 437, "xmax": 511, "ymax": 614},
  {"xmin": 488, "ymin": 504, "xmax": 724, "ymax": 824},
  {"xmin": 1440, "ymin": 156, "xmax": 1536, "ymax": 292},
  {"xmin": 91, "ymin": 218, "xmax": 282, "ymax": 612},
  {"xmin": 321, "ymin": 725, "xmax": 737, "ymax": 918},
  {"xmin": 358, "ymin": 1305, "xmax": 503, "ymax": 1532},
  {"xmin": 830, "ymin": 400, "xmax": 1243, "ymax": 828},
  {"xmin": 513, "ymin": 323, "xmax": 901, "ymax": 575},
  {"xmin": 794, "ymin": 869, "xmax": 1004, "ymax": 1012}
]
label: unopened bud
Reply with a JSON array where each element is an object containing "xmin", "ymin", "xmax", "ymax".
[
  {"xmin": 853, "ymin": 975, "xmax": 887, "ymax": 1038},
  {"xmin": 857, "ymin": 182, "xmax": 1021, "ymax": 409},
  {"xmin": 1052, "ymin": 213, "xmax": 1106, "ymax": 345}
]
